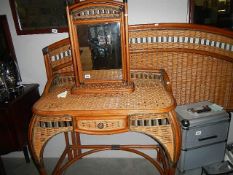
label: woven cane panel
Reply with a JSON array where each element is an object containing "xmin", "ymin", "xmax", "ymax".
[
  {"xmin": 130, "ymin": 113, "xmax": 170, "ymax": 127},
  {"xmin": 49, "ymin": 45, "xmax": 72, "ymax": 68},
  {"xmin": 53, "ymin": 64, "xmax": 74, "ymax": 75},
  {"xmin": 130, "ymin": 71, "xmax": 163, "ymax": 81},
  {"xmin": 129, "ymin": 113, "xmax": 174, "ymax": 161},
  {"xmin": 34, "ymin": 79, "xmax": 174, "ymax": 112},
  {"xmin": 130, "ymin": 51, "xmax": 233, "ymax": 109},
  {"xmin": 50, "ymin": 71, "xmax": 163, "ymax": 90},
  {"xmin": 71, "ymin": 6, "xmax": 121, "ymax": 20},
  {"xmin": 43, "ymin": 25, "xmax": 233, "ymax": 110},
  {"xmin": 32, "ymin": 115, "xmax": 73, "ymax": 160},
  {"xmin": 77, "ymin": 81, "xmax": 134, "ymax": 93},
  {"xmin": 83, "ymin": 69, "xmax": 122, "ymax": 80},
  {"xmin": 51, "ymin": 57, "xmax": 72, "ymax": 69},
  {"xmin": 51, "ymin": 75, "xmax": 75, "ymax": 87}
]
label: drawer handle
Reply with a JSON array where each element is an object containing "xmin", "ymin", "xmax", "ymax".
[
  {"xmin": 198, "ymin": 135, "xmax": 217, "ymax": 141},
  {"xmin": 97, "ymin": 122, "xmax": 104, "ymax": 129}
]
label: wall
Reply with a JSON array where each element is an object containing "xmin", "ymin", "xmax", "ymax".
[{"xmin": 1, "ymin": 0, "xmax": 190, "ymax": 158}]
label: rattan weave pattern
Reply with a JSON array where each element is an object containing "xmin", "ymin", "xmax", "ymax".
[
  {"xmin": 49, "ymin": 45, "xmax": 71, "ymax": 68},
  {"xmin": 34, "ymin": 79, "xmax": 173, "ymax": 113},
  {"xmin": 129, "ymin": 27, "xmax": 233, "ymax": 109},
  {"xmin": 72, "ymin": 6, "xmax": 121, "ymax": 20},
  {"xmin": 51, "ymin": 75, "xmax": 75, "ymax": 87},
  {"xmin": 32, "ymin": 115, "xmax": 73, "ymax": 161},
  {"xmin": 42, "ymin": 24, "xmax": 233, "ymax": 110},
  {"xmin": 130, "ymin": 51, "xmax": 233, "ymax": 108},
  {"xmin": 53, "ymin": 64, "xmax": 74, "ymax": 75},
  {"xmin": 129, "ymin": 113, "xmax": 174, "ymax": 161},
  {"xmin": 83, "ymin": 69, "xmax": 122, "ymax": 80}
]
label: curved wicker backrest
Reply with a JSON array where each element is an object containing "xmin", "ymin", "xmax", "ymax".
[
  {"xmin": 129, "ymin": 23, "xmax": 233, "ymax": 110},
  {"xmin": 42, "ymin": 23, "xmax": 233, "ymax": 110}
]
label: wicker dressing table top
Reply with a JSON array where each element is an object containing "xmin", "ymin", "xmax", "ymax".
[{"xmin": 33, "ymin": 79, "xmax": 174, "ymax": 115}]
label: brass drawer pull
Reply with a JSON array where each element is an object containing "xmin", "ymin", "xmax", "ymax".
[{"xmin": 97, "ymin": 122, "xmax": 104, "ymax": 129}]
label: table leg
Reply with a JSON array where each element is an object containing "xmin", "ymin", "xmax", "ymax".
[
  {"xmin": 129, "ymin": 111, "xmax": 181, "ymax": 175},
  {"xmin": 28, "ymin": 114, "xmax": 73, "ymax": 175},
  {"xmin": 23, "ymin": 145, "xmax": 30, "ymax": 163}
]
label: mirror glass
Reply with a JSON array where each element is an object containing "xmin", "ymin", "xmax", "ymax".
[{"xmin": 76, "ymin": 22, "xmax": 122, "ymax": 81}]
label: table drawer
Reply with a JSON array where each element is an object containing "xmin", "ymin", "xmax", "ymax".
[{"xmin": 74, "ymin": 116, "xmax": 128, "ymax": 134}]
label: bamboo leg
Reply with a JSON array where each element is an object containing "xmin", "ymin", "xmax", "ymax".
[
  {"xmin": 75, "ymin": 132, "xmax": 82, "ymax": 155},
  {"xmin": 64, "ymin": 132, "xmax": 73, "ymax": 161},
  {"xmin": 29, "ymin": 115, "xmax": 73, "ymax": 175},
  {"xmin": 55, "ymin": 144, "xmax": 165, "ymax": 175}
]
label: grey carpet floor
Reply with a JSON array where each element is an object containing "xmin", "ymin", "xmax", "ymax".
[
  {"xmin": 2, "ymin": 158, "xmax": 203, "ymax": 175},
  {"xmin": 2, "ymin": 158, "xmax": 160, "ymax": 175}
]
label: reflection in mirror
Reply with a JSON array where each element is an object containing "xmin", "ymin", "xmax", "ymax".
[
  {"xmin": 77, "ymin": 22, "xmax": 122, "ymax": 80},
  {"xmin": 68, "ymin": 0, "xmax": 134, "ymax": 94}
]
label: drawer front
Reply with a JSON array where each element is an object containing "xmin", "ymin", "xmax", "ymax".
[
  {"xmin": 182, "ymin": 121, "xmax": 229, "ymax": 149},
  {"xmin": 75, "ymin": 116, "xmax": 128, "ymax": 134},
  {"xmin": 178, "ymin": 142, "xmax": 226, "ymax": 171}
]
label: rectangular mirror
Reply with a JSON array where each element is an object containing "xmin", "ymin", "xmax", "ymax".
[
  {"xmin": 77, "ymin": 22, "xmax": 122, "ymax": 81},
  {"xmin": 67, "ymin": 0, "xmax": 134, "ymax": 94}
]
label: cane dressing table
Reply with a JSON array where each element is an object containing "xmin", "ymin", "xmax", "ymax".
[{"xmin": 29, "ymin": 1, "xmax": 181, "ymax": 174}]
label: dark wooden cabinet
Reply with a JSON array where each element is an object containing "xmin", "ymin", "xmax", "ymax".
[{"xmin": 0, "ymin": 84, "xmax": 40, "ymax": 161}]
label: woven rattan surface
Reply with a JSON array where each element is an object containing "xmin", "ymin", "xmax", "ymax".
[
  {"xmin": 34, "ymin": 78, "xmax": 174, "ymax": 114},
  {"xmin": 31, "ymin": 115, "xmax": 73, "ymax": 159},
  {"xmin": 83, "ymin": 69, "xmax": 122, "ymax": 80},
  {"xmin": 42, "ymin": 24, "xmax": 233, "ymax": 110},
  {"xmin": 128, "ymin": 24, "xmax": 233, "ymax": 110},
  {"xmin": 71, "ymin": 6, "xmax": 121, "ymax": 20},
  {"xmin": 130, "ymin": 52, "xmax": 233, "ymax": 108}
]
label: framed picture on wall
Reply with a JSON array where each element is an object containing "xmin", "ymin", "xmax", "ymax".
[
  {"xmin": 9, "ymin": 0, "xmax": 78, "ymax": 35},
  {"xmin": 189, "ymin": 0, "xmax": 233, "ymax": 30}
]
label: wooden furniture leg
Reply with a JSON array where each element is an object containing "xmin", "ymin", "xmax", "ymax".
[
  {"xmin": 129, "ymin": 111, "xmax": 181, "ymax": 175},
  {"xmin": 29, "ymin": 111, "xmax": 180, "ymax": 175},
  {"xmin": 23, "ymin": 145, "xmax": 30, "ymax": 163},
  {"xmin": 29, "ymin": 115, "xmax": 73, "ymax": 175}
]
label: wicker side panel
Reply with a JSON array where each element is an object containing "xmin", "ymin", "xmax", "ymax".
[
  {"xmin": 49, "ymin": 44, "xmax": 72, "ymax": 68},
  {"xmin": 44, "ymin": 39, "xmax": 74, "ymax": 77},
  {"xmin": 130, "ymin": 51, "xmax": 233, "ymax": 109},
  {"xmin": 31, "ymin": 115, "xmax": 73, "ymax": 162},
  {"xmin": 53, "ymin": 64, "xmax": 74, "ymax": 75},
  {"xmin": 129, "ymin": 113, "xmax": 175, "ymax": 162}
]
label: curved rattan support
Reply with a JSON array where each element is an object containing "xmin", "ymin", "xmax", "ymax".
[
  {"xmin": 29, "ymin": 115, "xmax": 47, "ymax": 175},
  {"xmin": 53, "ymin": 145, "xmax": 168, "ymax": 175},
  {"xmin": 29, "ymin": 115, "xmax": 73, "ymax": 166},
  {"xmin": 129, "ymin": 111, "xmax": 181, "ymax": 164},
  {"xmin": 29, "ymin": 114, "xmax": 177, "ymax": 175}
]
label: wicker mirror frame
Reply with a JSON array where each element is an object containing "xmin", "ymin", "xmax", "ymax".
[{"xmin": 67, "ymin": 0, "xmax": 134, "ymax": 94}]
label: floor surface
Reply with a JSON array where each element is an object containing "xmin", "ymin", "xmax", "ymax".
[{"xmin": 2, "ymin": 158, "xmax": 161, "ymax": 175}]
